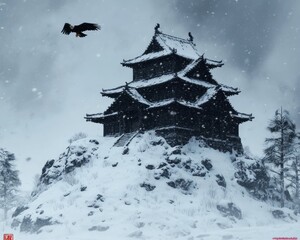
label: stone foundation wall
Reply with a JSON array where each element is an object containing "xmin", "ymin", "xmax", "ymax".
[{"xmin": 155, "ymin": 127, "xmax": 243, "ymax": 154}]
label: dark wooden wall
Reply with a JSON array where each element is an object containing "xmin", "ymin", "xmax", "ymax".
[
  {"xmin": 132, "ymin": 55, "xmax": 191, "ymax": 81},
  {"xmin": 138, "ymin": 79, "xmax": 207, "ymax": 102}
]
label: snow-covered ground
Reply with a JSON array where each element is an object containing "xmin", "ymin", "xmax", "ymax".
[
  {"xmin": 3, "ymin": 222, "xmax": 300, "ymax": 240},
  {"xmin": 3, "ymin": 132, "xmax": 299, "ymax": 239}
]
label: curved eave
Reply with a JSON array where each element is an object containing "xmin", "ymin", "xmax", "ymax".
[
  {"xmin": 220, "ymin": 84, "xmax": 240, "ymax": 97},
  {"xmin": 85, "ymin": 112, "xmax": 118, "ymax": 123},
  {"xmin": 85, "ymin": 115, "xmax": 104, "ymax": 124},
  {"xmin": 223, "ymin": 90, "xmax": 241, "ymax": 97},
  {"xmin": 231, "ymin": 113, "xmax": 254, "ymax": 123},
  {"xmin": 101, "ymin": 91, "xmax": 122, "ymax": 98},
  {"xmin": 121, "ymin": 51, "xmax": 171, "ymax": 67},
  {"xmin": 206, "ymin": 63, "xmax": 224, "ymax": 69},
  {"xmin": 101, "ymin": 86, "xmax": 124, "ymax": 98},
  {"xmin": 101, "ymin": 76, "xmax": 216, "ymax": 100}
]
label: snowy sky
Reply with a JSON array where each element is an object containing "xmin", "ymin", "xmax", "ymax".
[{"xmin": 0, "ymin": 0, "xmax": 299, "ymax": 191}]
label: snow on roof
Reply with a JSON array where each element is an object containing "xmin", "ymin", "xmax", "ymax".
[
  {"xmin": 179, "ymin": 57, "xmax": 203, "ymax": 75},
  {"xmin": 103, "ymin": 84, "xmax": 213, "ymax": 111},
  {"xmin": 129, "ymin": 73, "xmax": 175, "ymax": 88},
  {"xmin": 122, "ymin": 50, "xmax": 170, "ymax": 65},
  {"xmin": 125, "ymin": 88, "xmax": 151, "ymax": 105},
  {"xmin": 85, "ymin": 112, "xmax": 118, "ymax": 120},
  {"xmin": 147, "ymin": 98, "xmax": 176, "ymax": 109},
  {"xmin": 147, "ymin": 87, "xmax": 218, "ymax": 110},
  {"xmin": 180, "ymin": 56, "xmax": 223, "ymax": 75},
  {"xmin": 90, "ymin": 86, "xmax": 253, "ymax": 122},
  {"xmin": 194, "ymin": 87, "xmax": 218, "ymax": 106},
  {"xmin": 103, "ymin": 85, "xmax": 217, "ymax": 111},
  {"xmin": 220, "ymin": 84, "xmax": 240, "ymax": 95},
  {"xmin": 147, "ymin": 98, "xmax": 203, "ymax": 110},
  {"xmin": 102, "ymin": 86, "xmax": 124, "ymax": 95},
  {"xmin": 101, "ymin": 73, "xmax": 176, "ymax": 95},
  {"xmin": 104, "ymin": 54, "xmax": 236, "ymax": 97},
  {"xmin": 147, "ymin": 92, "xmax": 216, "ymax": 110},
  {"xmin": 122, "ymin": 32, "xmax": 200, "ymax": 65},
  {"xmin": 157, "ymin": 33, "xmax": 200, "ymax": 60},
  {"xmin": 231, "ymin": 112, "xmax": 254, "ymax": 121},
  {"xmin": 179, "ymin": 75, "xmax": 214, "ymax": 88},
  {"xmin": 102, "ymin": 69, "xmax": 215, "ymax": 96}
]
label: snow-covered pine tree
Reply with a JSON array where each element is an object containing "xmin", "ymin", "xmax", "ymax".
[
  {"xmin": 0, "ymin": 148, "xmax": 21, "ymax": 221},
  {"xmin": 285, "ymin": 134, "xmax": 300, "ymax": 210},
  {"xmin": 263, "ymin": 108, "xmax": 296, "ymax": 208},
  {"xmin": 290, "ymin": 156, "xmax": 300, "ymax": 202}
]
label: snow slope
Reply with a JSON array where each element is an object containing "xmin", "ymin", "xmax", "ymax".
[{"xmin": 6, "ymin": 132, "xmax": 299, "ymax": 239}]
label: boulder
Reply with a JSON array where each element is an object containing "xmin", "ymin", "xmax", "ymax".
[
  {"xmin": 217, "ymin": 202, "xmax": 242, "ymax": 220},
  {"xmin": 167, "ymin": 179, "xmax": 193, "ymax": 191},
  {"xmin": 140, "ymin": 183, "xmax": 156, "ymax": 191},
  {"xmin": 216, "ymin": 174, "xmax": 226, "ymax": 188},
  {"xmin": 201, "ymin": 159, "xmax": 213, "ymax": 171}
]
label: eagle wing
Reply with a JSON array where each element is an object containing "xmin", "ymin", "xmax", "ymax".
[
  {"xmin": 75, "ymin": 23, "xmax": 100, "ymax": 32},
  {"xmin": 61, "ymin": 23, "xmax": 72, "ymax": 35}
]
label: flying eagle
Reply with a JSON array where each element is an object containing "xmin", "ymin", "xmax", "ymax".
[{"xmin": 61, "ymin": 22, "xmax": 100, "ymax": 37}]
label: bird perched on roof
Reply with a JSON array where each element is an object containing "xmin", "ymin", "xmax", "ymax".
[{"xmin": 61, "ymin": 22, "xmax": 100, "ymax": 38}]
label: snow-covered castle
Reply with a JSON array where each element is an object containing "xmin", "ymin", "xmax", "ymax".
[{"xmin": 86, "ymin": 25, "xmax": 253, "ymax": 153}]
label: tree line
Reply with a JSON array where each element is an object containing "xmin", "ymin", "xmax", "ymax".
[{"xmin": 0, "ymin": 149, "xmax": 21, "ymax": 222}]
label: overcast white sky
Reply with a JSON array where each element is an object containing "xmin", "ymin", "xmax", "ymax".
[{"xmin": 0, "ymin": 0, "xmax": 299, "ymax": 190}]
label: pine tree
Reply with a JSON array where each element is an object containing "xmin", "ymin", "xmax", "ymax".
[
  {"xmin": 290, "ymin": 156, "xmax": 300, "ymax": 199},
  {"xmin": 0, "ymin": 148, "xmax": 21, "ymax": 221},
  {"xmin": 286, "ymin": 135, "xmax": 300, "ymax": 210},
  {"xmin": 263, "ymin": 108, "xmax": 296, "ymax": 208}
]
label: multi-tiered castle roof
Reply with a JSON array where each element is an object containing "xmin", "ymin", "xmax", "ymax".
[{"xmin": 86, "ymin": 25, "xmax": 253, "ymax": 152}]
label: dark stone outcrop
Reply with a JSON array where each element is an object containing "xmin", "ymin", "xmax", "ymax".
[
  {"xmin": 272, "ymin": 210, "xmax": 285, "ymax": 219},
  {"xmin": 180, "ymin": 160, "xmax": 207, "ymax": 177},
  {"xmin": 89, "ymin": 139, "xmax": 99, "ymax": 145},
  {"xmin": 145, "ymin": 164, "xmax": 155, "ymax": 170},
  {"xmin": 19, "ymin": 215, "xmax": 56, "ymax": 233},
  {"xmin": 167, "ymin": 179, "xmax": 193, "ymax": 191},
  {"xmin": 87, "ymin": 194, "xmax": 104, "ymax": 208},
  {"xmin": 140, "ymin": 183, "xmax": 156, "ymax": 191},
  {"xmin": 38, "ymin": 140, "xmax": 99, "ymax": 187},
  {"xmin": 160, "ymin": 167, "xmax": 171, "ymax": 178},
  {"xmin": 234, "ymin": 159, "xmax": 269, "ymax": 200},
  {"xmin": 217, "ymin": 202, "xmax": 242, "ymax": 220},
  {"xmin": 166, "ymin": 157, "xmax": 181, "ymax": 164},
  {"xmin": 271, "ymin": 209, "xmax": 297, "ymax": 222},
  {"xmin": 88, "ymin": 225, "xmax": 109, "ymax": 231},
  {"xmin": 12, "ymin": 206, "xmax": 29, "ymax": 218},
  {"xmin": 216, "ymin": 174, "xmax": 226, "ymax": 188},
  {"xmin": 150, "ymin": 139, "xmax": 165, "ymax": 146},
  {"xmin": 201, "ymin": 159, "xmax": 213, "ymax": 170}
]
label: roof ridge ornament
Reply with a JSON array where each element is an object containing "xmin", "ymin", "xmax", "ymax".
[
  {"xmin": 154, "ymin": 23, "xmax": 161, "ymax": 34},
  {"xmin": 125, "ymin": 82, "xmax": 129, "ymax": 90},
  {"xmin": 188, "ymin": 32, "xmax": 194, "ymax": 42}
]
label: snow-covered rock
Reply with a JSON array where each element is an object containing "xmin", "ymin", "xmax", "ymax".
[{"xmin": 9, "ymin": 132, "xmax": 299, "ymax": 239}]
